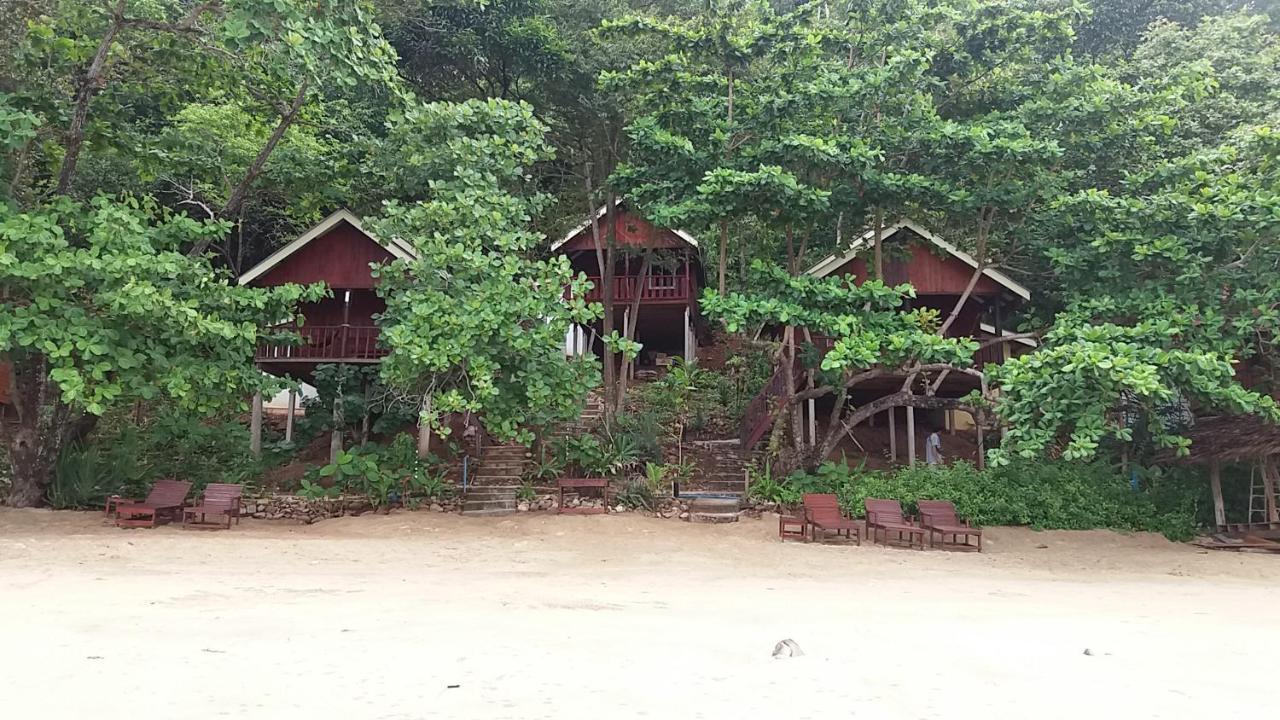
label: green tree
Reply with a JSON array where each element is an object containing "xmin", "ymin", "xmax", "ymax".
[
  {"xmin": 0, "ymin": 1, "xmax": 400, "ymax": 506},
  {"xmin": 370, "ymin": 99, "xmax": 602, "ymax": 451}
]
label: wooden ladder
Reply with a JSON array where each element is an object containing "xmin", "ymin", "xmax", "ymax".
[{"xmin": 1247, "ymin": 459, "xmax": 1280, "ymax": 527}]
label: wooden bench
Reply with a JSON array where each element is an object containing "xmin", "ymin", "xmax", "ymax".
[{"xmin": 557, "ymin": 478, "xmax": 608, "ymax": 515}]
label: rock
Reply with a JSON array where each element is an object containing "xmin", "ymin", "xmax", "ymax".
[
  {"xmin": 772, "ymin": 639, "xmax": 803, "ymax": 658},
  {"xmin": 517, "ymin": 501, "xmax": 531, "ymax": 512},
  {"xmin": 430, "ymin": 503, "xmax": 444, "ymax": 513},
  {"xmin": 678, "ymin": 511, "xmax": 690, "ymax": 520},
  {"xmin": 1082, "ymin": 648, "xmax": 1093, "ymax": 656},
  {"xmin": 614, "ymin": 504, "xmax": 627, "ymax": 513}
]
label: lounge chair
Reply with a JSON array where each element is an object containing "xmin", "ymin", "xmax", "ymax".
[
  {"xmin": 182, "ymin": 483, "xmax": 244, "ymax": 530},
  {"xmin": 803, "ymin": 494, "xmax": 861, "ymax": 545},
  {"xmin": 112, "ymin": 479, "xmax": 192, "ymax": 528},
  {"xmin": 917, "ymin": 500, "xmax": 982, "ymax": 551},
  {"xmin": 864, "ymin": 498, "xmax": 926, "ymax": 549}
]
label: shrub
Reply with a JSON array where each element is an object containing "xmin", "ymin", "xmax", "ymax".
[{"xmin": 760, "ymin": 458, "xmax": 1202, "ymax": 541}]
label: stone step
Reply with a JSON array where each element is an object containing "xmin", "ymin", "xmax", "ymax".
[
  {"xmin": 460, "ymin": 507, "xmax": 518, "ymax": 517},
  {"xmin": 464, "ymin": 488, "xmax": 518, "ymax": 498},
  {"xmin": 461, "ymin": 499, "xmax": 517, "ymax": 511},
  {"xmin": 689, "ymin": 512, "xmax": 740, "ymax": 524},
  {"xmin": 471, "ymin": 474, "xmax": 523, "ymax": 483}
]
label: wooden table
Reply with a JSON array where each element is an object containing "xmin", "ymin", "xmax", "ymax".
[
  {"xmin": 778, "ymin": 513, "xmax": 807, "ymax": 541},
  {"xmin": 557, "ymin": 478, "xmax": 608, "ymax": 515}
]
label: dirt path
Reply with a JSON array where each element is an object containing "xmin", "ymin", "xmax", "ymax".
[{"xmin": 0, "ymin": 508, "xmax": 1274, "ymax": 719}]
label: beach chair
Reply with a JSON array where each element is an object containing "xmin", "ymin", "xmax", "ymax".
[
  {"xmin": 917, "ymin": 499, "xmax": 982, "ymax": 551},
  {"xmin": 182, "ymin": 483, "xmax": 244, "ymax": 530},
  {"xmin": 803, "ymin": 494, "xmax": 861, "ymax": 545},
  {"xmin": 864, "ymin": 498, "xmax": 926, "ymax": 549},
  {"xmin": 112, "ymin": 479, "xmax": 192, "ymax": 528}
]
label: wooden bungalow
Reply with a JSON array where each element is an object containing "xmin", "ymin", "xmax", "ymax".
[
  {"xmin": 553, "ymin": 201, "xmax": 703, "ymax": 368},
  {"xmin": 740, "ymin": 219, "xmax": 1034, "ymax": 464},
  {"xmin": 236, "ymin": 209, "xmax": 413, "ymax": 452}
]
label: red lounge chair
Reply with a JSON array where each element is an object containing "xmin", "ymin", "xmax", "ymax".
[
  {"xmin": 917, "ymin": 500, "xmax": 982, "ymax": 551},
  {"xmin": 803, "ymin": 494, "xmax": 861, "ymax": 545},
  {"xmin": 864, "ymin": 498, "xmax": 926, "ymax": 550},
  {"xmin": 182, "ymin": 483, "xmax": 244, "ymax": 530},
  {"xmin": 112, "ymin": 480, "xmax": 192, "ymax": 528}
]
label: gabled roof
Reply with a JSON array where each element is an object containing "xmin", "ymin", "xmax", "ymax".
[
  {"xmin": 805, "ymin": 219, "xmax": 1031, "ymax": 301},
  {"xmin": 237, "ymin": 209, "xmax": 416, "ymax": 286},
  {"xmin": 551, "ymin": 199, "xmax": 699, "ymax": 252}
]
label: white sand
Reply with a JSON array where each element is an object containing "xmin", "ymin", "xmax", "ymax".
[{"xmin": 0, "ymin": 508, "xmax": 1275, "ymax": 719}]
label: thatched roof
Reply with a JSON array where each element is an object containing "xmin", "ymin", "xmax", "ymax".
[{"xmin": 1163, "ymin": 414, "xmax": 1280, "ymax": 464}]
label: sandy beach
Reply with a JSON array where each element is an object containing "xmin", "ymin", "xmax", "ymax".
[{"xmin": 0, "ymin": 508, "xmax": 1275, "ymax": 719}]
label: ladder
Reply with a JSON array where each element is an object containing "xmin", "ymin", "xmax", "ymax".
[{"xmin": 1247, "ymin": 461, "xmax": 1280, "ymax": 527}]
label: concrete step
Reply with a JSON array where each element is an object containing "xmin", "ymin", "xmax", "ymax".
[
  {"xmin": 471, "ymin": 474, "xmax": 523, "ymax": 483},
  {"xmin": 460, "ymin": 507, "xmax": 518, "ymax": 517},
  {"xmin": 462, "ymin": 499, "xmax": 518, "ymax": 512},
  {"xmin": 689, "ymin": 512, "xmax": 740, "ymax": 524},
  {"xmin": 464, "ymin": 487, "xmax": 518, "ymax": 497}
]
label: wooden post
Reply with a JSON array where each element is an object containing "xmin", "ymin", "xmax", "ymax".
[
  {"xmin": 975, "ymin": 417, "xmax": 986, "ymax": 470},
  {"xmin": 906, "ymin": 405, "xmax": 916, "ymax": 468},
  {"xmin": 684, "ymin": 307, "xmax": 692, "ymax": 363},
  {"xmin": 249, "ymin": 391, "xmax": 263, "ymax": 458},
  {"xmin": 284, "ymin": 389, "xmax": 296, "ymax": 444},
  {"xmin": 417, "ymin": 392, "xmax": 433, "ymax": 459},
  {"xmin": 807, "ymin": 398, "xmax": 817, "ymax": 445},
  {"xmin": 888, "ymin": 407, "xmax": 897, "ymax": 463},
  {"xmin": 1209, "ymin": 460, "xmax": 1226, "ymax": 530}
]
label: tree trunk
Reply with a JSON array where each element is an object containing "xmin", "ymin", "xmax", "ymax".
[{"xmin": 4, "ymin": 357, "xmax": 71, "ymax": 507}]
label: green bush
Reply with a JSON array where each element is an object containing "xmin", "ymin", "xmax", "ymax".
[{"xmin": 753, "ymin": 458, "xmax": 1202, "ymax": 541}]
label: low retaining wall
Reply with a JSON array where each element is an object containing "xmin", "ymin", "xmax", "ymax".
[{"xmin": 242, "ymin": 492, "xmax": 779, "ymax": 524}]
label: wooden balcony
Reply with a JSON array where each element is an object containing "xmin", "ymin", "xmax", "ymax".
[
  {"xmin": 255, "ymin": 325, "xmax": 386, "ymax": 363},
  {"xmin": 579, "ymin": 274, "xmax": 692, "ymax": 304}
]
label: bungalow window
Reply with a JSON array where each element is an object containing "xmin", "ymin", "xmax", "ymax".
[{"xmin": 649, "ymin": 274, "xmax": 678, "ymax": 290}]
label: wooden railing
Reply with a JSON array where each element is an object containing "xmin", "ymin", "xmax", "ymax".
[
  {"xmin": 579, "ymin": 274, "xmax": 691, "ymax": 303},
  {"xmin": 256, "ymin": 325, "xmax": 386, "ymax": 362},
  {"xmin": 739, "ymin": 358, "xmax": 802, "ymax": 447}
]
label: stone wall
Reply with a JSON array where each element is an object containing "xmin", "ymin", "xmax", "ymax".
[{"xmin": 242, "ymin": 490, "xmax": 778, "ymax": 523}]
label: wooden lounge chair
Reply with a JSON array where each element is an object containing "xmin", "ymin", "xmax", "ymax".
[
  {"xmin": 112, "ymin": 479, "xmax": 192, "ymax": 528},
  {"xmin": 182, "ymin": 483, "xmax": 244, "ymax": 530},
  {"xmin": 917, "ymin": 500, "xmax": 982, "ymax": 551},
  {"xmin": 864, "ymin": 498, "xmax": 926, "ymax": 549},
  {"xmin": 803, "ymin": 494, "xmax": 861, "ymax": 545}
]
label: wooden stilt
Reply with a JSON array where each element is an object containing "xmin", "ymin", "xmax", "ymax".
[
  {"xmin": 284, "ymin": 389, "xmax": 296, "ymax": 444},
  {"xmin": 1209, "ymin": 460, "xmax": 1226, "ymax": 530},
  {"xmin": 249, "ymin": 391, "xmax": 263, "ymax": 458},
  {"xmin": 975, "ymin": 417, "xmax": 986, "ymax": 471},
  {"xmin": 906, "ymin": 406, "xmax": 916, "ymax": 468},
  {"xmin": 888, "ymin": 407, "xmax": 897, "ymax": 463},
  {"xmin": 807, "ymin": 398, "xmax": 817, "ymax": 445}
]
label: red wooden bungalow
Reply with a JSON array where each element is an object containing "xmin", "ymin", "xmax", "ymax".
[
  {"xmin": 740, "ymin": 219, "xmax": 1034, "ymax": 464},
  {"xmin": 553, "ymin": 201, "xmax": 704, "ymax": 368},
  {"xmin": 238, "ymin": 209, "xmax": 412, "ymax": 377}
]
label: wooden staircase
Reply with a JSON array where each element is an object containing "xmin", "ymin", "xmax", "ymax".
[
  {"xmin": 739, "ymin": 360, "xmax": 801, "ymax": 449},
  {"xmin": 472, "ymin": 442, "xmax": 529, "ymax": 486}
]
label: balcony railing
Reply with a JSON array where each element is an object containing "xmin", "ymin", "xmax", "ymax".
[
  {"xmin": 579, "ymin": 274, "xmax": 692, "ymax": 303},
  {"xmin": 256, "ymin": 325, "xmax": 386, "ymax": 363}
]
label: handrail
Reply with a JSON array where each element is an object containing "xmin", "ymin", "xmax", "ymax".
[
  {"xmin": 256, "ymin": 324, "xmax": 386, "ymax": 361},
  {"xmin": 576, "ymin": 273, "xmax": 691, "ymax": 303}
]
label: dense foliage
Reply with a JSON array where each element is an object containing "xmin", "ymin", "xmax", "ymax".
[
  {"xmin": 3, "ymin": 0, "xmax": 1278, "ymax": 516},
  {"xmin": 750, "ymin": 459, "xmax": 1204, "ymax": 540}
]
